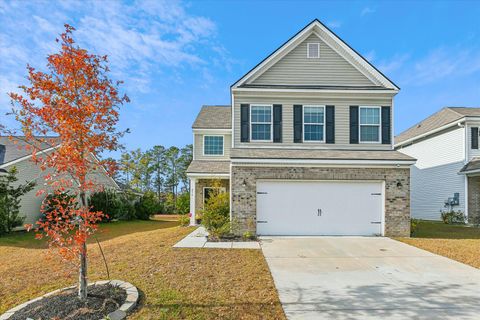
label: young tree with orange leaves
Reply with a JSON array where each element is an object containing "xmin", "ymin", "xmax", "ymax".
[{"xmin": 8, "ymin": 24, "xmax": 128, "ymax": 300}]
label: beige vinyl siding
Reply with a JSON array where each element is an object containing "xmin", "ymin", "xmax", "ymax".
[
  {"xmin": 251, "ymin": 34, "xmax": 376, "ymax": 87},
  {"xmin": 2, "ymin": 153, "xmax": 119, "ymax": 228},
  {"xmin": 233, "ymin": 90, "xmax": 393, "ymax": 149},
  {"xmin": 194, "ymin": 133, "xmax": 232, "ymax": 161}
]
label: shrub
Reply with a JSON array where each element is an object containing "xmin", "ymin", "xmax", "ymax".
[
  {"xmin": 176, "ymin": 192, "xmax": 190, "ymax": 214},
  {"xmin": 440, "ymin": 210, "xmax": 466, "ymax": 224},
  {"xmin": 116, "ymin": 193, "xmax": 137, "ymax": 220},
  {"xmin": 89, "ymin": 189, "xmax": 122, "ymax": 221},
  {"xmin": 202, "ymin": 189, "xmax": 230, "ymax": 240},
  {"xmin": 179, "ymin": 214, "xmax": 190, "ymax": 227},
  {"xmin": 0, "ymin": 167, "xmax": 35, "ymax": 235},
  {"xmin": 410, "ymin": 218, "xmax": 420, "ymax": 236},
  {"xmin": 135, "ymin": 191, "xmax": 161, "ymax": 220},
  {"xmin": 41, "ymin": 192, "xmax": 77, "ymax": 225}
]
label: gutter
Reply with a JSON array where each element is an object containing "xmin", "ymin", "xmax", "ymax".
[{"xmin": 395, "ymin": 119, "xmax": 466, "ymax": 148}]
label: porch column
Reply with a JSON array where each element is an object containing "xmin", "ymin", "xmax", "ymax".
[{"xmin": 189, "ymin": 177, "xmax": 196, "ymax": 226}]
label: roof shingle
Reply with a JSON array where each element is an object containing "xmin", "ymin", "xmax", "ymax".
[
  {"xmin": 192, "ymin": 105, "xmax": 231, "ymax": 129},
  {"xmin": 0, "ymin": 136, "xmax": 61, "ymax": 165},
  {"xmin": 395, "ymin": 107, "xmax": 480, "ymax": 145},
  {"xmin": 230, "ymin": 148, "xmax": 414, "ymax": 161},
  {"xmin": 186, "ymin": 160, "xmax": 230, "ymax": 174}
]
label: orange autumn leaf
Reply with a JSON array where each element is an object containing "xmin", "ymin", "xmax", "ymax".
[{"xmin": 8, "ymin": 24, "xmax": 128, "ymax": 270}]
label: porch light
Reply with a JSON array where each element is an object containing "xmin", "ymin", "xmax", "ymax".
[
  {"xmin": 396, "ymin": 181, "xmax": 403, "ymax": 189},
  {"xmin": 242, "ymin": 179, "xmax": 247, "ymax": 187}
]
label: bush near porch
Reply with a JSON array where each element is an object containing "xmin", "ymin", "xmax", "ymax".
[{"xmin": 398, "ymin": 220, "xmax": 480, "ymax": 269}]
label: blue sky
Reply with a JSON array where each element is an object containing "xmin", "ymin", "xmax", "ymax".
[{"xmin": 1, "ymin": 0, "xmax": 479, "ymax": 154}]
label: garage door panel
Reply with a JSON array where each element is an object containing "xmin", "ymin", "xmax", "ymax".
[{"xmin": 256, "ymin": 180, "xmax": 383, "ymax": 236}]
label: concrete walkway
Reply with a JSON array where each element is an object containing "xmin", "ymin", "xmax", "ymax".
[
  {"xmin": 173, "ymin": 226, "xmax": 260, "ymax": 249},
  {"xmin": 261, "ymin": 237, "xmax": 480, "ymax": 320}
]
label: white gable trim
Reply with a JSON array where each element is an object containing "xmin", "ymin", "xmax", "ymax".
[{"xmin": 232, "ymin": 19, "xmax": 399, "ymax": 91}]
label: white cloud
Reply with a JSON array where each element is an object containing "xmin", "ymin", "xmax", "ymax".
[
  {"xmin": 363, "ymin": 50, "xmax": 376, "ymax": 62},
  {"xmin": 377, "ymin": 53, "xmax": 410, "ymax": 73},
  {"xmin": 0, "ymin": 0, "xmax": 224, "ymax": 104},
  {"xmin": 327, "ymin": 20, "xmax": 342, "ymax": 29},
  {"xmin": 410, "ymin": 47, "xmax": 480, "ymax": 85},
  {"xmin": 361, "ymin": 7, "xmax": 375, "ymax": 16}
]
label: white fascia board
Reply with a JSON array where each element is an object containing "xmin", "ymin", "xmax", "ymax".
[
  {"xmin": 186, "ymin": 173, "xmax": 230, "ymax": 179},
  {"xmin": 193, "ymin": 128, "xmax": 232, "ymax": 134},
  {"xmin": 232, "ymin": 25, "xmax": 312, "ymax": 89},
  {"xmin": 309, "ymin": 23, "xmax": 398, "ymax": 90},
  {"xmin": 0, "ymin": 146, "xmax": 58, "ymax": 169},
  {"xmin": 459, "ymin": 169, "xmax": 480, "ymax": 175},
  {"xmin": 395, "ymin": 119, "xmax": 465, "ymax": 148},
  {"xmin": 231, "ymin": 158, "xmax": 415, "ymax": 166},
  {"xmin": 232, "ymin": 87, "xmax": 398, "ymax": 94},
  {"xmin": 90, "ymin": 152, "xmax": 121, "ymax": 190},
  {"xmin": 232, "ymin": 20, "xmax": 399, "ymax": 90}
]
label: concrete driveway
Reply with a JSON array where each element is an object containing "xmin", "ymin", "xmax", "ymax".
[{"xmin": 261, "ymin": 237, "xmax": 480, "ymax": 320}]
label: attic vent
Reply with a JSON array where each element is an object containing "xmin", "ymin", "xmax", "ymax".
[{"xmin": 307, "ymin": 43, "xmax": 320, "ymax": 58}]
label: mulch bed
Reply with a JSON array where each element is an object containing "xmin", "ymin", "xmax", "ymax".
[{"xmin": 10, "ymin": 284, "xmax": 126, "ymax": 320}]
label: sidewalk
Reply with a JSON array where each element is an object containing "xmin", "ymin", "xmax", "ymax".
[{"xmin": 173, "ymin": 226, "xmax": 260, "ymax": 249}]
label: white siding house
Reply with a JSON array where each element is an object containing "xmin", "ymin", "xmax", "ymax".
[{"xmin": 396, "ymin": 107, "xmax": 480, "ymax": 222}]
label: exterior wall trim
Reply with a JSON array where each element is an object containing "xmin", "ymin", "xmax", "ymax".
[
  {"xmin": 231, "ymin": 158, "xmax": 415, "ymax": 165},
  {"xmin": 186, "ymin": 173, "xmax": 230, "ymax": 178}
]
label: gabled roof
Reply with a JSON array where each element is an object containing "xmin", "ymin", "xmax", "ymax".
[
  {"xmin": 231, "ymin": 19, "xmax": 399, "ymax": 91},
  {"xmin": 395, "ymin": 107, "xmax": 480, "ymax": 146},
  {"xmin": 0, "ymin": 136, "xmax": 61, "ymax": 165},
  {"xmin": 192, "ymin": 105, "xmax": 231, "ymax": 129}
]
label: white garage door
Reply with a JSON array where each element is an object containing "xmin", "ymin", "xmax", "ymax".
[{"xmin": 256, "ymin": 180, "xmax": 384, "ymax": 236}]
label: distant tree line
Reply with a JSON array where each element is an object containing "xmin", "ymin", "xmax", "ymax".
[{"xmin": 116, "ymin": 144, "xmax": 192, "ymax": 213}]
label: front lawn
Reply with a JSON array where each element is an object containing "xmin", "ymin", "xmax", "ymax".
[
  {"xmin": 397, "ymin": 220, "xmax": 480, "ymax": 269},
  {"xmin": 0, "ymin": 218, "xmax": 284, "ymax": 319}
]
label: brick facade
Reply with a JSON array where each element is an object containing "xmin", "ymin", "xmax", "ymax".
[
  {"xmin": 231, "ymin": 166, "xmax": 410, "ymax": 237},
  {"xmin": 468, "ymin": 176, "xmax": 480, "ymax": 224}
]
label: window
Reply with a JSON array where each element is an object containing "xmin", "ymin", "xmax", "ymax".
[
  {"xmin": 251, "ymin": 105, "xmax": 272, "ymax": 141},
  {"xmin": 203, "ymin": 135, "xmax": 224, "ymax": 155},
  {"xmin": 203, "ymin": 187, "xmax": 226, "ymax": 204},
  {"xmin": 307, "ymin": 43, "xmax": 320, "ymax": 58},
  {"xmin": 359, "ymin": 107, "xmax": 381, "ymax": 143},
  {"xmin": 303, "ymin": 106, "xmax": 325, "ymax": 141}
]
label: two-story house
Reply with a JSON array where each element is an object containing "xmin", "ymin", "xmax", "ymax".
[
  {"xmin": 396, "ymin": 107, "xmax": 480, "ymax": 223},
  {"xmin": 186, "ymin": 19, "xmax": 415, "ymax": 237}
]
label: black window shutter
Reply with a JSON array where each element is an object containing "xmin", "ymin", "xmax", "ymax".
[
  {"xmin": 273, "ymin": 104, "xmax": 282, "ymax": 143},
  {"xmin": 240, "ymin": 104, "xmax": 249, "ymax": 142},
  {"xmin": 325, "ymin": 105, "xmax": 335, "ymax": 144},
  {"xmin": 381, "ymin": 106, "xmax": 391, "ymax": 144},
  {"xmin": 472, "ymin": 127, "xmax": 479, "ymax": 149},
  {"xmin": 293, "ymin": 105, "xmax": 303, "ymax": 143},
  {"xmin": 350, "ymin": 106, "xmax": 359, "ymax": 144}
]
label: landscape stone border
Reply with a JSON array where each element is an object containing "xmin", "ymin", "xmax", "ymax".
[{"xmin": 0, "ymin": 280, "xmax": 139, "ymax": 320}]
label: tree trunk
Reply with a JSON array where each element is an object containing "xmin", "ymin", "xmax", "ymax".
[
  {"xmin": 78, "ymin": 241, "xmax": 87, "ymax": 300},
  {"xmin": 78, "ymin": 191, "xmax": 88, "ymax": 300}
]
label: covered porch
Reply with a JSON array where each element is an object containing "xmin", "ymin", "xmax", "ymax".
[
  {"xmin": 460, "ymin": 159, "xmax": 480, "ymax": 224},
  {"xmin": 186, "ymin": 160, "xmax": 230, "ymax": 226}
]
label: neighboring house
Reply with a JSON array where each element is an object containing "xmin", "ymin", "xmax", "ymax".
[
  {"xmin": 186, "ymin": 19, "xmax": 415, "ymax": 237},
  {"xmin": 396, "ymin": 107, "xmax": 480, "ymax": 223},
  {"xmin": 0, "ymin": 136, "xmax": 120, "ymax": 227}
]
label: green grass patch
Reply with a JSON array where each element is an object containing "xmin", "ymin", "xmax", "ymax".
[{"xmin": 413, "ymin": 220, "xmax": 480, "ymax": 239}]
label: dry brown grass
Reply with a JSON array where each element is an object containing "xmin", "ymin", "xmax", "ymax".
[
  {"xmin": 398, "ymin": 238, "xmax": 480, "ymax": 269},
  {"xmin": 397, "ymin": 220, "xmax": 480, "ymax": 269},
  {"xmin": 0, "ymin": 220, "xmax": 285, "ymax": 319}
]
